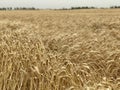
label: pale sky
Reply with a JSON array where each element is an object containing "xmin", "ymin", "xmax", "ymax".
[{"xmin": 0, "ymin": 0, "xmax": 120, "ymax": 9}]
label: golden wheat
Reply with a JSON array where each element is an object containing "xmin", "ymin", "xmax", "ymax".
[{"xmin": 0, "ymin": 9, "xmax": 120, "ymax": 90}]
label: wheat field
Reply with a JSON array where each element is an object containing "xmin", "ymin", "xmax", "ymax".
[{"xmin": 0, "ymin": 9, "xmax": 120, "ymax": 90}]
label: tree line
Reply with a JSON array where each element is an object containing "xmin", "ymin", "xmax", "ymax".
[
  {"xmin": 0, "ymin": 6, "xmax": 120, "ymax": 10},
  {"xmin": 71, "ymin": 6, "xmax": 96, "ymax": 10},
  {"xmin": 70, "ymin": 6, "xmax": 120, "ymax": 10},
  {"xmin": 0, "ymin": 7, "xmax": 37, "ymax": 10},
  {"xmin": 110, "ymin": 6, "xmax": 120, "ymax": 8}
]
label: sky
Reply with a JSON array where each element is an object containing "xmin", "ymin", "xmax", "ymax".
[{"xmin": 0, "ymin": 0, "xmax": 120, "ymax": 9}]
